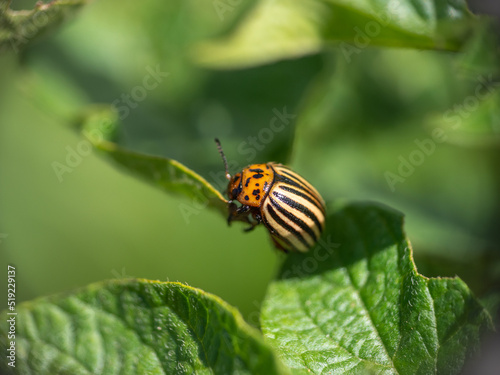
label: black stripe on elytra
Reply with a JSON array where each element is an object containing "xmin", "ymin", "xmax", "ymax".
[
  {"xmin": 275, "ymin": 173, "xmax": 319, "ymax": 204},
  {"xmin": 276, "ymin": 170, "xmax": 324, "ymax": 210},
  {"xmin": 270, "ymin": 196, "xmax": 318, "ymax": 243},
  {"xmin": 273, "ymin": 191, "xmax": 322, "ymax": 235},
  {"xmin": 262, "ymin": 211, "xmax": 294, "ymax": 250},
  {"xmin": 266, "ymin": 201, "xmax": 310, "ymax": 249},
  {"xmin": 279, "ymin": 170, "xmax": 316, "ymax": 192},
  {"xmin": 271, "ymin": 197, "xmax": 316, "ymax": 241},
  {"xmin": 278, "ymin": 185, "xmax": 325, "ymax": 213}
]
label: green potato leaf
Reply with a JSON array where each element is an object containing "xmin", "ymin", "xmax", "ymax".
[
  {"xmin": 261, "ymin": 202, "xmax": 493, "ymax": 374},
  {"xmin": 0, "ymin": 0, "xmax": 87, "ymax": 53},
  {"xmin": 193, "ymin": 0, "xmax": 476, "ymax": 69},
  {"xmin": 0, "ymin": 280, "xmax": 289, "ymax": 375},
  {"xmin": 74, "ymin": 105, "xmax": 228, "ymax": 217}
]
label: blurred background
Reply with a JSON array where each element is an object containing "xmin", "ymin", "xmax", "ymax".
[{"xmin": 1, "ymin": 0, "xmax": 500, "ymax": 331}]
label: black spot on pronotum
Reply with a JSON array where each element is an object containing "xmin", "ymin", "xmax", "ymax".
[
  {"xmin": 253, "ymin": 173, "xmax": 264, "ymax": 179},
  {"xmin": 256, "ymin": 195, "xmax": 261, "ymax": 200},
  {"xmin": 245, "ymin": 177, "xmax": 251, "ymax": 187},
  {"xmin": 255, "ymin": 183, "xmax": 260, "ymax": 186},
  {"xmin": 249, "ymin": 168, "xmax": 264, "ymax": 173},
  {"xmin": 244, "ymin": 195, "xmax": 249, "ymax": 201},
  {"xmin": 252, "ymin": 189, "xmax": 260, "ymax": 196}
]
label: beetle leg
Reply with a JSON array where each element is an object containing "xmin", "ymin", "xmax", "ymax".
[
  {"xmin": 243, "ymin": 220, "xmax": 258, "ymax": 232},
  {"xmin": 227, "ymin": 203, "xmax": 261, "ymax": 232},
  {"xmin": 243, "ymin": 210, "xmax": 264, "ymax": 232},
  {"xmin": 236, "ymin": 205, "xmax": 251, "ymax": 214},
  {"xmin": 227, "ymin": 203, "xmax": 252, "ymax": 226}
]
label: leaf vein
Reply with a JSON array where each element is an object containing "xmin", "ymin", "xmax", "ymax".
[
  {"xmin": 341, "ymin": 210, "xmax": 399, "ymax": 373},
  {"xmin": 75, "ymin": 299, "xmax": 167, "ymax": 375},
  {"xmin": 296, "ymin": 283, "xmax": 393, "ymax": 371},
  {"xmin": 24, "ymin": 308, "xmax": 94, "ymax": 375}
]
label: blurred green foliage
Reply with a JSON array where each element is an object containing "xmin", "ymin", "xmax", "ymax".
[{"xmin": 1, "ymin": 0, "xmax": 500, "ymax": 330}]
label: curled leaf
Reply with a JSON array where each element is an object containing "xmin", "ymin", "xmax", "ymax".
[{"xmin": 74, "ymin": 105, "xmax": 228, "ymax": 216}]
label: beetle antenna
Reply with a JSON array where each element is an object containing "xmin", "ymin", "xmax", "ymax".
[{"xmin": 215, "ymin": 138, "xmax": 231, "ymax": 180}]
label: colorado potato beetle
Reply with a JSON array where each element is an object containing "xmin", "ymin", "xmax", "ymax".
[{"xmin": 215, "ymin": 138, "xmax": 326, "ymax": 252}]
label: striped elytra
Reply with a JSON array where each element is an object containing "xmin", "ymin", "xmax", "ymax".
[{"xmin": 215, "ymin": 139, "xmax": 326, "ymax": 252}]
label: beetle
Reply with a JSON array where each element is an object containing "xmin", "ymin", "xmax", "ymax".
[{"xmin": 215, "ymin": 138, "xmax": 326, "ymax": 252}]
